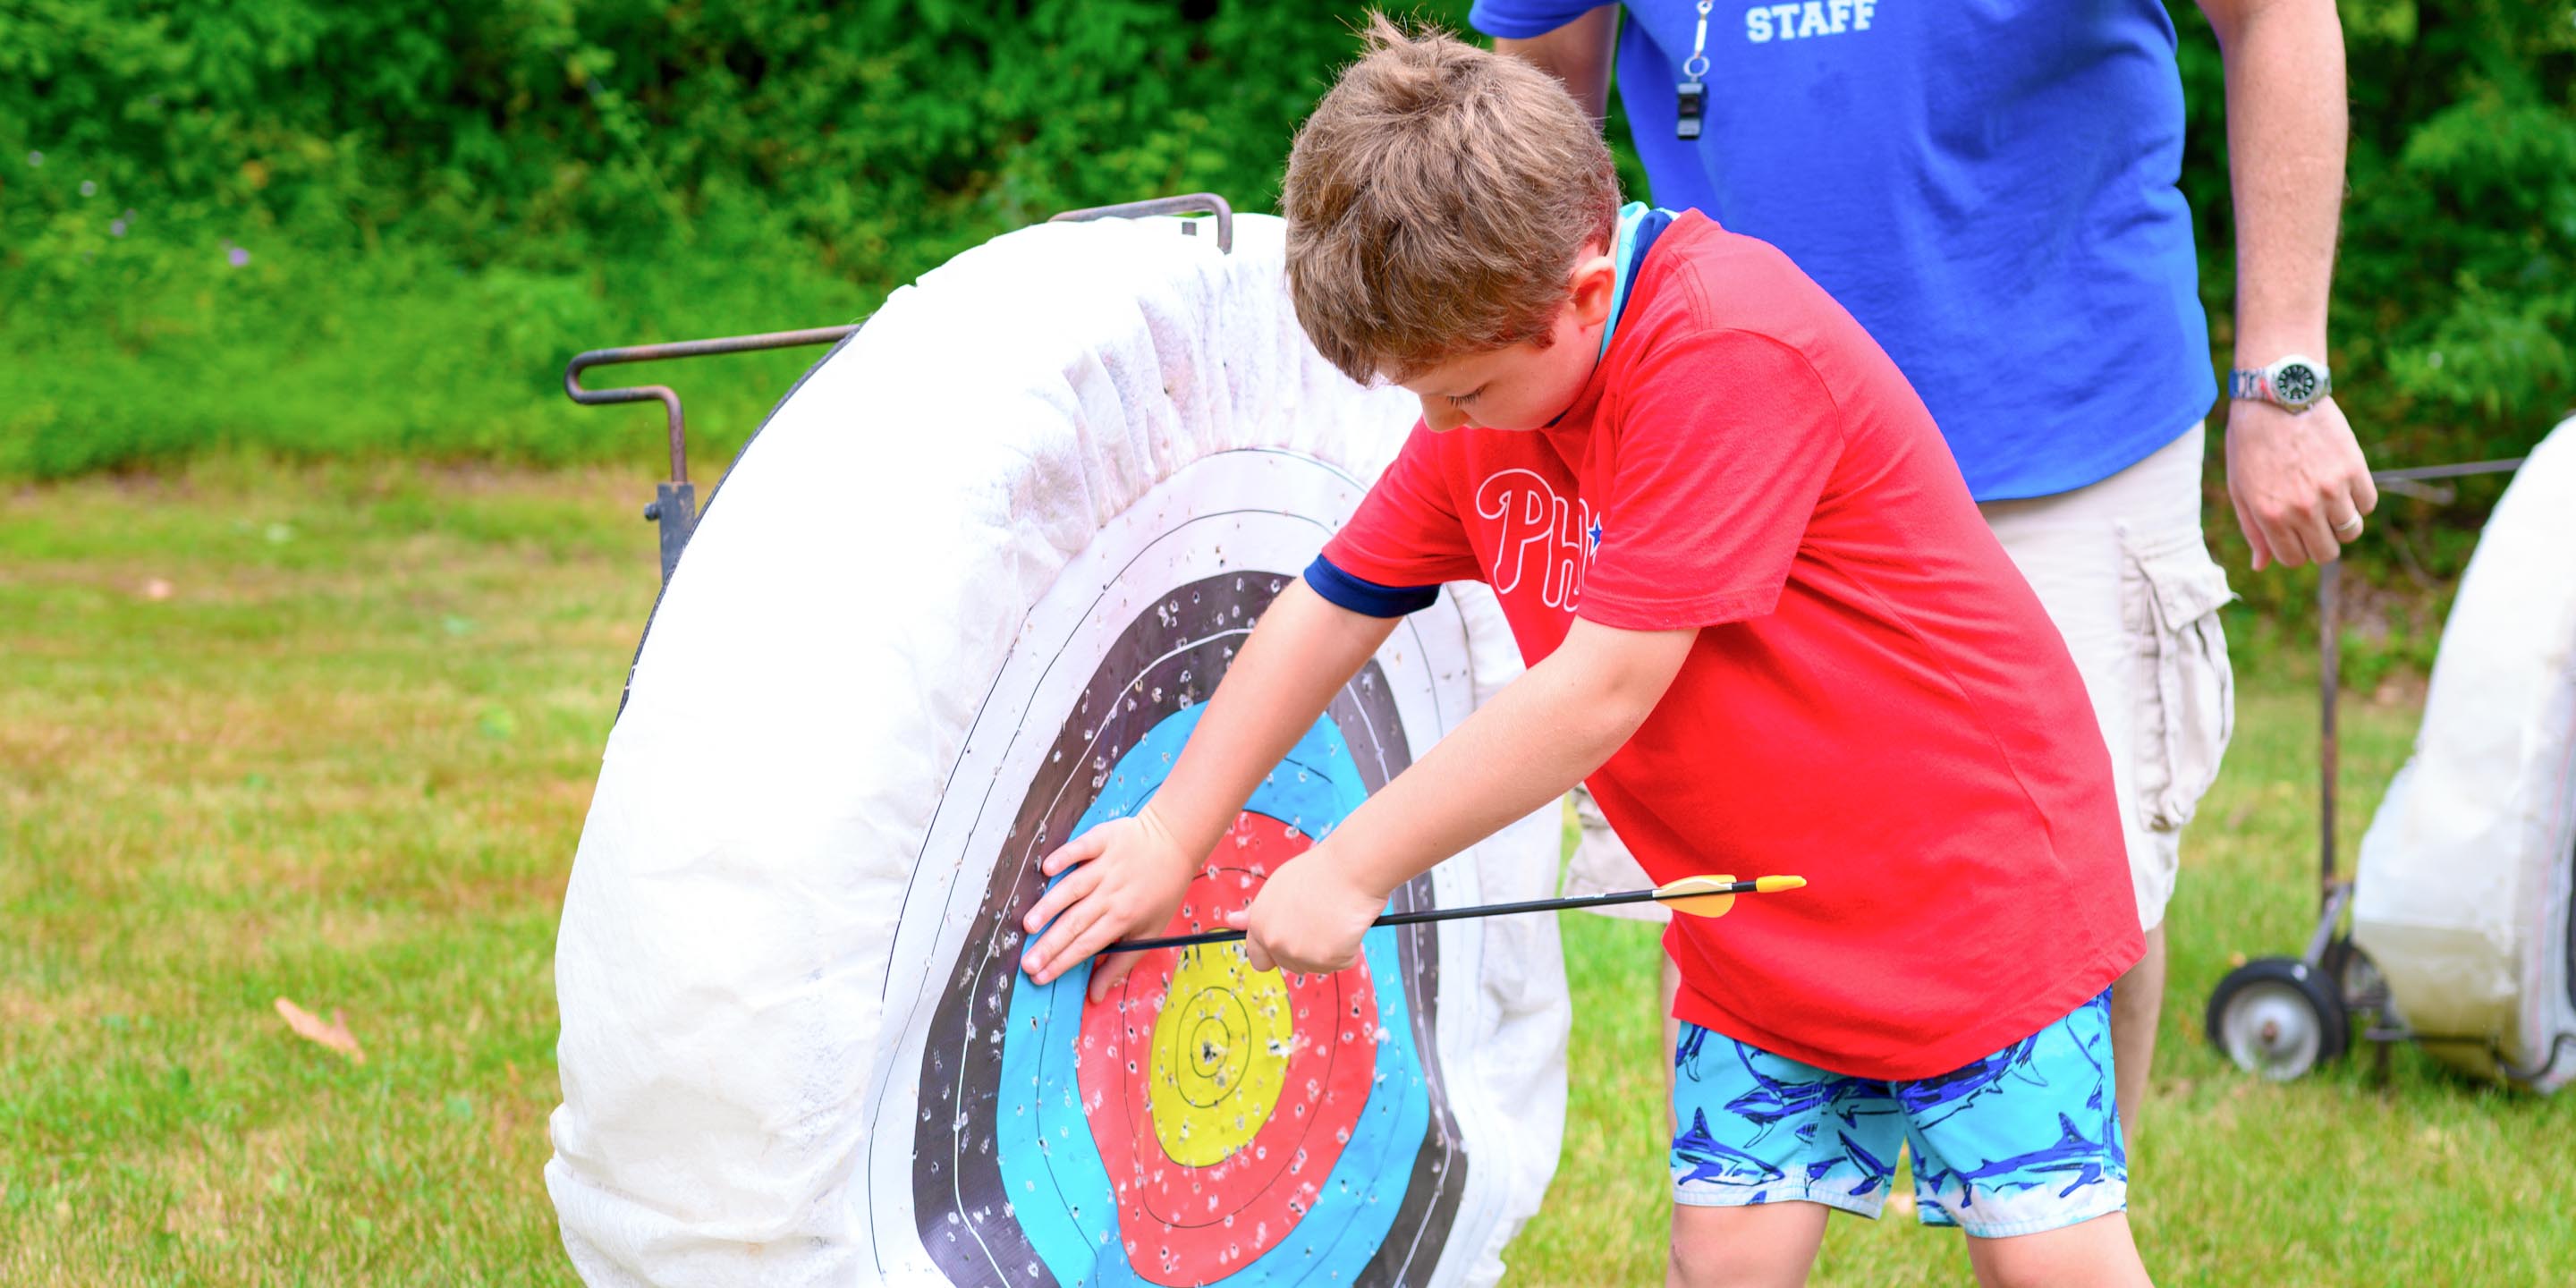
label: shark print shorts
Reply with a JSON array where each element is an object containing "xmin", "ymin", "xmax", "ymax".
[{"xmin": 1670, "ymin": 990, "xmax": 2125, "ymax": 1239}]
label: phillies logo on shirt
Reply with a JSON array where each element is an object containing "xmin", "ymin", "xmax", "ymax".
[
  {"xmin": 1746, "ymin": 1, "xmax": 1877, "ymax": 43},
  {"xmin": 1472, "ymin": 469, "xmax": 1598, "ymax": 609}
]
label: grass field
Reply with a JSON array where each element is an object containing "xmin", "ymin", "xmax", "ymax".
[{"xmin": 5, "ymin": 461, "xmax": 2572, "ymax": 1284}]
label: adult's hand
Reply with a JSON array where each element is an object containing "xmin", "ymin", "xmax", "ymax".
[{"xmin": 2222, "ymin": 394, "xmax": 2377, "ymax": 570}]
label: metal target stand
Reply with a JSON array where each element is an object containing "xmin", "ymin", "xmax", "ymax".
[
  {"xmin": 2202, "ymin": 453, "xmax": 2553, "ymax": 1084},
  {"xmin": 563, "ymin": 193, "xmax": 1234, "ymax": 589}
]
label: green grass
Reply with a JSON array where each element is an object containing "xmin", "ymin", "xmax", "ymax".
[
  {"xmin": 4, "ymin": 462, "xmax": 2572, "ymax": 1284},
  {"xmin": 0, "ymin": 460, "xmax": 648, "ymax": 1283},
  {"xmin": 1, "ymin": 229, "xmax": 871, "ymax": 481}
]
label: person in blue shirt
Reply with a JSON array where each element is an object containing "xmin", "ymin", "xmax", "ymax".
[{"xmin": 1482, "ymin": 0, "xmax": 2374, "ymax": 1266}]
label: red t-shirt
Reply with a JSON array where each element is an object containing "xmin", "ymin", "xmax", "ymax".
[{"xmin": 1320, "ymin": 213, "xmax": 2141, "ymax": 1080}]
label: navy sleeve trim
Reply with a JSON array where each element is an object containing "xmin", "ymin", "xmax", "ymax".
[{"xmin": 1304, "ymin": 555, "xmax": 1441, "ymax": 618}]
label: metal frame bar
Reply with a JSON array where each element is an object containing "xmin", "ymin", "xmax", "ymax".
[
  {"xmin": 2309, "ymin": 455, "xmax": 2527, "ymax": 1075},
  {"xmin": 2316, "ymin": 455, "xmax": 2527, "ymax": 899},
  {"xmin": 564, "ymin": 326, "xmax": 864, "ymax": 485},
  {"xmin": 563, "ymin": 326, "xmax": 860, "ymax": 584},
  {"xmin": 561, "ymin": 192, "xmax": 1237, "ymax": 587},
  {"xmin": 1047, "ymin": 191, "xmax": 1233, "ymax": 253}
]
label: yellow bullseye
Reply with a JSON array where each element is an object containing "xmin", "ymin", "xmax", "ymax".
[{"xmin": 1147, "ymin": 942, "xmax": 1291, "ymax": 1165}]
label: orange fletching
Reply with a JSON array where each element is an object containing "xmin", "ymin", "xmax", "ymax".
[{"xmin": 1654, "ymin": 874, "xmax": 1738, "ymax": 919}]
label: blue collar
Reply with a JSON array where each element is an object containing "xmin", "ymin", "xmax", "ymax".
[
  {"xmin": 1546, "ymin": 204, "xmax": 1674, "ymax": 432},
  {"xmin": 1597, "ymin": 203, "xmax": 1674, "ymax": 361}
]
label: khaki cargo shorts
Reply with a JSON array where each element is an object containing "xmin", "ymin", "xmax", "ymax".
[{"xmin": 1566, "ymin": 424, "xmax": 2233, "ymax": 932}]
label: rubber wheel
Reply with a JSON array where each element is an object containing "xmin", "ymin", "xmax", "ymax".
[
  {"xmin": 2207, "ymin": 957, "xmax": 2349, "ymax": 1080},
  {"xmin": 2318, "ymin": 935, "xmax": 2388, "ymax": 1015}
]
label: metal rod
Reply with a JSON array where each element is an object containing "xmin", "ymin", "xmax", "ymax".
[
  {"xmin": 2297, "ymin": 453, "xmax": 2527, "ymax": 1006},
  {"xmin": 2308, "ymin": 458, "xmax": 2524, "ymax": 911},
  {"xmin": 2309, "ymin": 454, "xmax": 2521, "ymax": 906},
  {"xmin": 2304, "ymin": 880, "xmax": 2352, "ymax": 970},
  {"xmin": 1047, "ymin": 192, "xmax": 1235, "ymax": 254},
  {"xmin": 563, "ymin": 325, "xmax": 862, "ymax": 484},
  {"xmin": 2370, "ymin": 457, "xmax": 2526, "ymax": 484},
  {"xmin": 1104, "ymin": 878, "xmax": 1767, "ymax": 954},
  {"xmin": 2319, "ymin": 558, "xmax": 2341, "ymax": 894},
  {"xmin": 559, "ymin": 191, "xmax": 1238, "ymax": 490},
  {"xmin": 2376, "ymin": 477, "xmax": 2454, "ymax": 504},
  {"xmin": 558, "ymin": 191, "xmax": 1241, "ymax": 591},
  {"xmin": 2379, "ymin": 1031, "xmax": 2576, "ymax": 1084}
]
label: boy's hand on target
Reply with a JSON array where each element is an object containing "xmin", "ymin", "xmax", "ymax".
[
  {"xmin": 1228, "ymin": 846, "xmax": 1385, "ymax": 976},
  {"xmin": 1021, "ymin": 804, "xmax": 1198, "ymax": 997}
]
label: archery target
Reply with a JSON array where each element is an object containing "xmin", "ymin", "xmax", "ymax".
[
  {"xmin": 878, "ymin": 452, "xmax": 1473, "ymax": 1287},
  {"xmin": 2355, "ymin": 417, "xmax": 2576, "ymax": 1091},
  {"xmin": 547, "ymin": 213, "xmax": 1567, "ymax": 1287}
]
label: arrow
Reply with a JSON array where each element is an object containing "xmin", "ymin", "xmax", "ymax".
[{"xmin": 1103, "ymin": 873, "xmax": 1807, "ymax": 955}]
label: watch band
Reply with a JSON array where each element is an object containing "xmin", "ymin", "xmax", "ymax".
[{"xmin": 2230, "ymin": 356, "xmax": 2331, "ymax": 411}]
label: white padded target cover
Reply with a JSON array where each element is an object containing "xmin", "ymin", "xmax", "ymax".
[
  {"xmin": 2354, "ymin": 416, "xmax": 2576, "ymax": 1091},
  {"xmin": 547, "ymin": 214, "xmax": 1569, "ymax": 1284}
]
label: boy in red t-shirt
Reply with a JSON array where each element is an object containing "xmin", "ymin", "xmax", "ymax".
[{"xmin": 1021, "ymin": 17, "xmax": 2152, "ymax": 1285}]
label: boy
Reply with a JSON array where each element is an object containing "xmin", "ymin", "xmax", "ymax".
[{"xmin": 1020, "ymin": 18, "xmax": 2151, "ymax": 1287}]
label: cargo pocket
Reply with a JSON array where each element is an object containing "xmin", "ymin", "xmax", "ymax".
[{"xmin": 2123, "ymin": 527, "xmax": 2237, "ymax": 831}]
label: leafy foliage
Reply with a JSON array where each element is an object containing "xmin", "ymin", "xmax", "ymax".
[
  {"xmin": 2, "ymin": 3, "xmax": 2570, "ymax": 657},
  {"xmin": 0, "ymin": 2, "xmax": 1498, "ymax": 476},
  {"xmin": 2162, "ymin": 0, "xmax": 2576, "ymax": 656},
  {"xmin": 2169, "ymin": 0, "xmax": 2576, "ymax": 466},
  {"xmin": 0, "ymin": 1, "xmax": 1421, "ymax": 281}
]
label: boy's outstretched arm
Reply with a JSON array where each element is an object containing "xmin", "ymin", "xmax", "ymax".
[
  {"xmin": 1229, "ymin": 616, "xmax": 1695, "ymax": 975},
  {"xmin": 1019, "ymin": 578, "xmax": 1400, "ymax": 996}
]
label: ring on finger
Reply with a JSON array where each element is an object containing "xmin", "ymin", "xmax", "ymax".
[{"xmin": 2333, "ymin": 514, "xmax": 2364, "ymax": 538}]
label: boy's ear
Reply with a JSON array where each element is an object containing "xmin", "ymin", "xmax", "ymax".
[{"xmin": 1568, "ymin": 246, "xmax": 1618, "ymax": 330}]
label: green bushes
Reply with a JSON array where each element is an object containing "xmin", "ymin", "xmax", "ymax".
[
  {"xmin": 0, "ymin": 1, "xmax": 2568, "ymax": 491},
  {"xmin": 0, "ymin": 208, "xmax": 872, "ymax": 479},
  {"xmin": 2, "ymin": 2, "xmax": 1460, "ymax": 476},
  {"xmin": 0, "ymin": 0, "xmax": 1461, "ymax": 281},
  {"xmin": 2170, "ymin": 0, "xmax": 2576, "ymax": 470},
  {"xmin": 2161, "ymin": 0, "xmax": 2576, "ymax": 648}
]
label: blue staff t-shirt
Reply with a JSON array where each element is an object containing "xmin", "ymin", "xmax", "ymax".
[{"xmin": 1470, "ymin": 0, "xmax": 2216, "ymax": 501}]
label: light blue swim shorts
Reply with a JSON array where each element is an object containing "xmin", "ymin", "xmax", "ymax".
[{"xmin": 1671, "ymin": 989, "xmax": 2125, "ymax": 1239}]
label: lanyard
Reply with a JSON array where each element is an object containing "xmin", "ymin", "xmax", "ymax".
[{"xmin": 1676, "ymin": 0, "xmax": 1712, "ymax": 140}]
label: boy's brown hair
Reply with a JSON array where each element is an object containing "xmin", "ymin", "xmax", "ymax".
[{"xmin": 1283, "ymin": 14, "xmax": 1621, "ymax": 386}]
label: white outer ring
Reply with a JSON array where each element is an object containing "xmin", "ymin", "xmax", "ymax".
[
  {"xmin": 860, "ymin": 448, "xmax": 1493, "ymax": 1280},
  {"xmin": 547, "ymin": 214, "xmax": 1567, "ymax": 1285}
]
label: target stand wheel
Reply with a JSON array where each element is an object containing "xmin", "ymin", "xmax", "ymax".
[
  {"xmin": 2206, "ymin": 957, "xmax": 2350, "ymax": 1080},
  {"xmin": 2318, "ymin": 935, "xmax": 2389, "ymax": 1016}
]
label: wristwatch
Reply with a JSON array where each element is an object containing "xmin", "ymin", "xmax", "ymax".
[{"xmin": 2228, "ymin": 354, "xmax": 2332, "ymax": 413}]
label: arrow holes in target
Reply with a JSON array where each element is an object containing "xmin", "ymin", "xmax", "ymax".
[{"xmin": 909, "ymin": 571, "xmax": 1469, "ymax": 1287}]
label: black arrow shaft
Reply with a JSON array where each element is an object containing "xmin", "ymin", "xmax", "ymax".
[{"xmin": 1102, "ymin": 879, "xmax": 1757, "ymax": 955}]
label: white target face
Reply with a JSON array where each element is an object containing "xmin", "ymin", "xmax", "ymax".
[
  {"xmin": 549, "ymin": 215, "xmax": 1564, "ymax": 1288},
  {"xmin": 855, "ymin": 449, "xmax": 1506, "ymax": 1285}
]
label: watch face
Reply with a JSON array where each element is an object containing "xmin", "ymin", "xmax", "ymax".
[{"xmin": 2275, "ymin": 361, "xmax": 2321, "ymax": 404}]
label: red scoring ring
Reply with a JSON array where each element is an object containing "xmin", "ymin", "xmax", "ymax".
[{"xmin": 1077, "ymin": 811, "xmax": 1380, "ymax": 1284}]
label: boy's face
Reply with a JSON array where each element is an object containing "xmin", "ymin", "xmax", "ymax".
[{"xmin": 1393, "ymin": 243, "xmax": 1619, "ymax": 434}]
